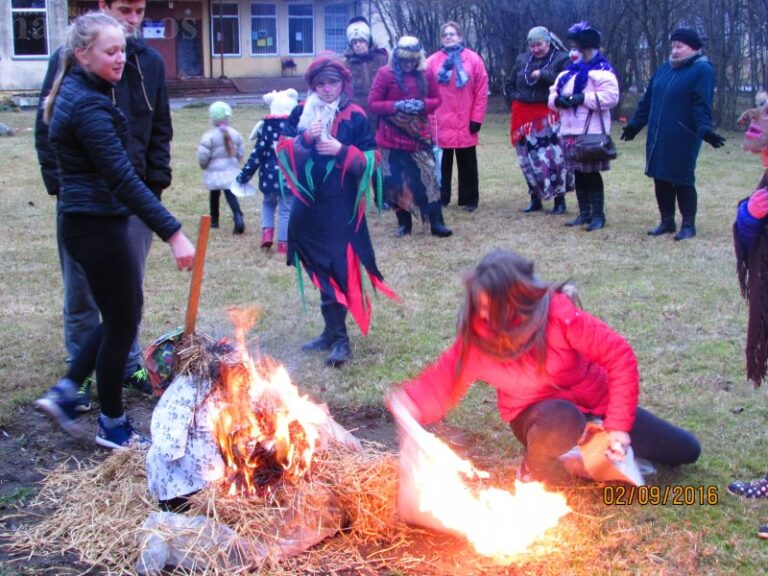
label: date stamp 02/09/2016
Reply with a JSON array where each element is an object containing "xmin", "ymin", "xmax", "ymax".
[{"xmin": 602, "ymin": 485, "xmax": 719, "ymax": 506}]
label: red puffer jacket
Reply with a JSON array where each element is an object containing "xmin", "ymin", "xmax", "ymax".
[{"xmin": 401, "ymin": 292, "xmax": 639, "ymax": 432}]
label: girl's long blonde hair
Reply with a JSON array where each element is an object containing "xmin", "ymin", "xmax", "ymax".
[{"xmin": 43, "ymin": 12, "xmax": 122, "ymax": 124}]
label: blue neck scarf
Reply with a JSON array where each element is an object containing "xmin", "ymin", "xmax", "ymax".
[
  {"xmin": 555, "ymin": 52, "xmax": 615, "ymax": 95},
  {"xmin": 437, "ymin": 43, "xmax": 469, "ymax": 88}
]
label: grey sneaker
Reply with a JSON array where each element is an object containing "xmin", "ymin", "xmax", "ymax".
[
  {"xmin": 75, "ymin": 376, "xmax": 95, "ymax": 413},
  {"xmin": 34, "ymin": 380, "xmax": 88, "ymax": 438},
  {"xmin": 123, "ymin": 367, "xmax": 153, "ymax": 396}
]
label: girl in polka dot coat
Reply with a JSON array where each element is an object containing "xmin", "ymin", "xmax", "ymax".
[{"xmin": 236, "ymin": 89, "xmax": 298, "ymax": 253}]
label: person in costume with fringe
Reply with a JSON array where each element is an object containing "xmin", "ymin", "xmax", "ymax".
[
  {"xmin": 728, "ymin": 91, "xmax": 768, "ymax": 539},
  {"xmin": 506, "ymin": 26, "xmax": 573, "ymax": 215},
  {"xmin": 549, "ymin": 21, "xmax": 619, "ymax": 232},
  {"xmin": 277, "ymin": 52, "xmax": 398, "ymax": 367},
  {"xmin": 368, "ymin": 36, "xmax": 453, "ymax": 238}
]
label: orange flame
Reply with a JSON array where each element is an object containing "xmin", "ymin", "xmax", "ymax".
[
  {"xmin": 392, "ymin": 398, "xmax": 571, "ymax": 562},
  {"xmin": 207, "ymin": 308, "xmax": 330, "ymax": 496}
]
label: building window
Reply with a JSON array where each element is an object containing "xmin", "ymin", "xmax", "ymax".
[
  {"xmin": 324, "ymin": 4, "xmax": 349, "ymax": 54},
  {"xmin": 12, "ymin": 0, "xmax": 48, "ymax": 57},
  {"xmin": 288, "ymin": 4, "xmax": 313, "ymax": 55},
  {"xmin": 211, "ymin": 2, "xmax": 240, "ymax": 56},
  {"xmin": 250, "ymin": 3, "xmax": 276, "ymax": 55}
]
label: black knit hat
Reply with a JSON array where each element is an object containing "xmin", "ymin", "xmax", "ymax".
[
  {"xmin": 567, "ymin": 21, "xmax": 601, "ymax": 49},
  {"xmin": 670, "ymin": 27, "xmax": 702, "ymax": 50}
]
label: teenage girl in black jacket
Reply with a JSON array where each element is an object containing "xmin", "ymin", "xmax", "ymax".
[{"xmin": 34, "ymin": 12, "xmax": 195, "ymax": 450}]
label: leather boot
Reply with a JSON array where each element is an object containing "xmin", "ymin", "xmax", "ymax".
[
  {"xmin": 564, "ymin": 189, "xmax": 591, "ymax": 227},
  {"xmin": 224, "ymin": 190, "xmax": 245, "ymax": 234},
  {"xmin": 522, "ymin": 197, "xmax": 543, "ymax": 213},
  {"xmin": 549, "ymin": 194, "xmax": 566, "ymax": 215},
  {"xmin": 585, "ymin": 189, "xmax": 605, "ymax": 231},
  {"xmin": 395, "ymin": 209, "xmax": 412, "ymax": 237},
  {"xmin": 428, "ymin": 203, "xmax": 453, "ymax": 237},
  {"xmin": 324, "ymin": 303, "xmax": 351, "ymax": 367},
  {"xmin": 674, "ymin": 217, "xmax": 696, "ymax": 241},
  {"xmin": 209, "ymin": 191, "xmax": 220, "ymax": 229},
  {"xmin": 301, "ymin": 303, "xmax": 334, "ymax": 352},
  {"xmin": 647, "ymin": 217, "xmax": 676, "ymax": 236}
]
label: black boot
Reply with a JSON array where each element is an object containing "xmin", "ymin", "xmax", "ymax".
[
  {"xmin": 522, "ymin": 196, "xmax": 543, "ymax": 213},
  {"xmin": 647, "ymin": 217, "xmax": 676, "ymax": 236},
  {"xmin": 209, "ymin": 191, "xmax": 221, "ymax": 229},
  {"xmin": 428, "ymin": 203, "xmax": 453, "ymax": 237},
  {"xmin": 324, "ymin": 303, "xmax": 351, "ymax": 367},
  {"xmin": 549, "ymin": 194, "xmax": 566, "ymax": 215},
  {"xmin": 395, "ymin": 209, "xmax": 412, "ymax": 237},
  {"xmin": 674, "ymin": 217, "xmax": 696, "ymax": 241},
  {"xmin": 302, "ymin": 303, "xmax": 335, "ymax": 352},
  {"xmin": 564, "ymin": 189, "xmax": 591, "ymax": 227},
  {"xmin": 224, "ymin": 190, "xmax": 245, "ymax": 234},
  {"xmin": 585, "ymin": 189, "xmax": 605, "ymax": 231}
]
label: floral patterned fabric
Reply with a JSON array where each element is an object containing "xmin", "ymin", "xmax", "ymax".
[{"xmin": 514, "ymin": 118, "xmax": 574, "ymax": 200}]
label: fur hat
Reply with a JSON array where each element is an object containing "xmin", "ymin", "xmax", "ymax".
[
  {"xmin": 567, "ymin": 21, "xmax": 601, "ymax": 49},
  {"xmin": 392, "ymin": 36, "xmax": 425, "ymax": 67},
  {"xmin": 208, "ymin": 101, "xmax": 232, "ymax": 124},
  {"xmin": 263, "ymin": 88, "xmax": 299, "ymax": 116},
  {"xmin": 346, "ymin": 16, "xmax": 371, "ymax": 46},
  {"xmin": 670, "ymin": 27, "xmax": 702, "ymax": 50}
]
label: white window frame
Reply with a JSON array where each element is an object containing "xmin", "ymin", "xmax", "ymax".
[
  {"xmin": 287, "ymin": 3, "xmax": 314, "ymax": 56},
  {"xmin": 11, "ymin": 0, "xmax": 49, "ymax": 58},
  {"xmin": 249, "ymin": 3, "xmax": 277, "ymax": 56},
  {"xmin": 323, "ymin": 4, "xmax": 349, "ymax": 54},
  {"xmin": 210, "ymin": 1, "xmax": 241, "ymax": 57}
]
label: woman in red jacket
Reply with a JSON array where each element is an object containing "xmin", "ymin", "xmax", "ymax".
[{"xmin": 390, "ymin": 249, "xmax": 700, "ymax": 481}]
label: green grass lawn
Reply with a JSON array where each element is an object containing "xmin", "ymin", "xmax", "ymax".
[{"xmin": 1, "ymin": 99, "xmax": 768, "ymax": 574}]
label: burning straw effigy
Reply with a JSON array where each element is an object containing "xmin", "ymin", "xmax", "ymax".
[{"xmin": 11, "ymin": 315, "xmax": 573, "ymax": 574}]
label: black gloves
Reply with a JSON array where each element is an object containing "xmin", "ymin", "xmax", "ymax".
[
  {"xmin": 469, "ymin": 121, "xmax": 482, "ymax": 134},
  {"xmin": 620, "ymin": 125, "xmax": 640, "ymax": 141},
  {"xmin": 703, "ymin": 130, "xmax": 726, "ymax": 148},
  {"xmin": 554, "ymin": 94, "xmax": 585, "ymax": 109}
]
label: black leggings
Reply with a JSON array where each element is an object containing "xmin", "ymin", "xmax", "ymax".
[
  {"xmin": 510, "ymin": 399, "xmax": 701, "ymax": 478},
  {"xmin": 60, "ymin": 214, "xmax": 142, "ymax": 418}
]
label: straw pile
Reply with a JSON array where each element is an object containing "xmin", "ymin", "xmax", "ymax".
[{"xmin": 9, "ymin": 439, "xmax": 419, "ymax": 575}]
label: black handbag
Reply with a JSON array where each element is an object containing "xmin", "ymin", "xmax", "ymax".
[{"xmin": 572, "ymin": 94, "xmax": 617, "ymax": 163}]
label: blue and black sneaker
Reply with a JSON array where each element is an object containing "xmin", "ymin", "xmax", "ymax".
[
  {"xmin": 123, "ymin": 367, "xmax": 153, "ymax": 396},
  {"xmin": 96, "ymin": 416, "xmax": 151, "ymax": 450},
  {"xmin": 34, "ymin": 379, "xmax": 89, "ymax": 438},
  {"xmin": 759, "ymin": 524, "xmax": 768, "ymax": 540},
  {"xmin": 75, "ymin": 376, "xmax": 95, "ymax": 413}
]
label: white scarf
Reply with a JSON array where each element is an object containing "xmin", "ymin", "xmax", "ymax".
[{"xmin": 297, "ymin": 93, "xmax": 340, "ymax": 140}]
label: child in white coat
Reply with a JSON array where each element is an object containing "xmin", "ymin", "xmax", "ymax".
[{"xmin": 197, "ymin": 101, "xmax": 246, "ymax": 233}]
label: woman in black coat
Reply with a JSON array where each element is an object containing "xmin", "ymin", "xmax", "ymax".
[{"xmin": 34, "ymin": 13, "xmax": 195, "ymax": 450}]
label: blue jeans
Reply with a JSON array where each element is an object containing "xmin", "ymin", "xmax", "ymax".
[
  {"xmin": 510, "ymin": 399, "xmax": 701, "ymax": 479},
  {"xmin": 261, "ymin": 192, "xmax": 293, "ymax": 243},
  {"xmin": 57, "ymin": 211, "xmax": 151, "ymax": 374}
]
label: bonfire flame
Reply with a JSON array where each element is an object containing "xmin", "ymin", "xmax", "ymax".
[
  {"xmin": 208, "ymin": 308, "xmax": 329, "ymax": 496},
  {"xmin": 392, "ymin": 397, "xmax": 571, "ymax": 562}
]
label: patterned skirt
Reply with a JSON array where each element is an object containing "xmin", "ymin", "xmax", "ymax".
[
  {"xmin": 514, "ymin": 118, "xmax": 574, "ymax": 200},
  {"xmin": 562, "ymin": 134, "xmax": 612, "ymax": 173}
]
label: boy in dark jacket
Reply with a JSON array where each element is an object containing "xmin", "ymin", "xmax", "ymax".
[{"xmin": 35, "ymin": 0, "xmax": 172, "ymax": 404}]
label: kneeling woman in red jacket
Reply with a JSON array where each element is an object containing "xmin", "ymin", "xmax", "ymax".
[{"xmin": 390, "ymin": 249, "xmax": 700, "ymax": 480}]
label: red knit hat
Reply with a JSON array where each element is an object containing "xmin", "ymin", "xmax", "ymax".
[{"xmin": 304, "ymin": 51, "xmax": 352, "ymax": 96}]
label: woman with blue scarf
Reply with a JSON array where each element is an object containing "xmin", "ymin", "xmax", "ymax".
[
  {"xmin": 549, "ymin": 22, "xmax": 619, "ymax": 231},
  {"xmin": 426, "ymin": 21, "xmax": 489, "ymax": 212}
]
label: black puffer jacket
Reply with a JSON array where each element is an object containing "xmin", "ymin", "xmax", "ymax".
[
  {"xmin": 49, "ymin": 66, "xmax": 180, "ymax": 241},
  {"xmin": 35, "ymin": 37, "xmax": 172, "ymax": 196}
]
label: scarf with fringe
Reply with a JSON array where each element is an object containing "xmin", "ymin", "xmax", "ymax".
[{"xmin": 555, "ymin": 51, "xmax": 614, "ymax": 96}]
